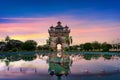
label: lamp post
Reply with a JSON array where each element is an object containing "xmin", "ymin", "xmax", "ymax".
[
  {"xmin": 117, "ymin": 38, "xmax": 119, "ymax": 52},
  {"xmin": 118, "ymin": 43, "xmax": 120, "ymax": 52},
  {"xmin": 112, "ymin": 41, "xmax": 114, "ymax": 51}
]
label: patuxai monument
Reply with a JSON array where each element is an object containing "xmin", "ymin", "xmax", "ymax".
[
  {"xmin": 47, "ymin": 21, "xmax": 73, "ymax": 80},
  {"xmin": 47, "ymin": 21, "xmax": 72, "ymax": 51}
]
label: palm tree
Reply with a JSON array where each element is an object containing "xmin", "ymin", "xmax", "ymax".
[
  {"xmin": 46, "ymin": 39, "xmax": 50, "ymax": 45},
  {"xmin": 65, "ymin": 36, "xmax": 70, "ymax": 46},
  {"xmin": 69, "ymin": 36, "xmax": 73, "ymax": 44},
  {"xmin": 46, "ymin": 37, "xmax": 52, "ymax": 46},
  {"xmin": 65, "ymin": 36, "xmax": 73, "ymax": 46}
]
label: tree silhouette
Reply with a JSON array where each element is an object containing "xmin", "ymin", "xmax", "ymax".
[{"xmin": 5, "ymin": 36, "xmax": 10, "ymax": 42}]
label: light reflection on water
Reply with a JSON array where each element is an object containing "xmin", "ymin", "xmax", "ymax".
[{"xmin": 0, "ymin": 53, "xmax": 120, "ymax": 80}]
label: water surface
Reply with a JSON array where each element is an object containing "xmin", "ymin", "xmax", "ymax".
[{"xmin": 0, "ymin": 52, "xmax": 120, "ymax": 80}]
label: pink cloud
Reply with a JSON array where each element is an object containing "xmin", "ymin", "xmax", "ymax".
[
  {"xmin": 0, "ymin": 16, "xmax": 120, "ymax": 45},
  {"xmin": 71, "ymin": 25, "xmax": 120, "ymax": 44}
]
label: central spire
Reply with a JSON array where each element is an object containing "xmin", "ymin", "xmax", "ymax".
[{"xmin": 57, "ymin": 21, "xmax": 61, "ymax": 25}]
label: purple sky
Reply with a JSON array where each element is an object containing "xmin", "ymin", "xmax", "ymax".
[{"xmin": 0, "ymin": 0, "xmax": 120, "ymax": 45}]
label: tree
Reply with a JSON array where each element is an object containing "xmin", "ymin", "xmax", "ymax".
[
  {"xmin": 22, "ymin": 40, "xmax": 37, "ymax": 51},
  {"xmin": 65, "ymin": 36, "xmax": 72, "ymax": 46},
  {"xmin": 69, "ymin": 36, "xmax": 73, "ymax": 44},
  {"xmin": 91, "ymin": 41, "xmax": 101, "ymax": 51},
  {"xmin": 80, "ymin": 44, "xmax": 84, "ymax": 51},
  {"xmin": 5, "ymin": 36, "xmax": 10, "ymax": 42},
  {"xmin": 6, "ymin": 40, "xmax": 23, "ymax": 51},
  {"xmin": 101, "ymin": 42, "xmax": 112, "ymax": 52},
  {"xmin": 46, "ymin": 37, "xmax": 52, "ymax": 46},
  {"xmin": 0, "ymin": 41, "xmax": 6, "ymax": 51},
  {"xmin": 72, "ymin": 45, "xmax": 79, "ymax": 51},
  {"xmin": 83, "ymin": 43, "xmax": 92, "ymax": 51},
  {"xmin": 69, "ymin": 46, "xmax": 73, "ymax": 51},
  {"xmin": 37, "ymin": 45, "xmax": 43, "ymax": 51}
]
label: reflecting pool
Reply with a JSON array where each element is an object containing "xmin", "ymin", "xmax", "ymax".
[{"xmin": 0, "ymin": 52, "xmax": 120, "ymax": 80}]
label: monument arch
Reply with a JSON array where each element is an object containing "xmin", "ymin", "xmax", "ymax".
[{"xmin": 47, "ymin": 21, "xmax": 72, "ymax": 51}]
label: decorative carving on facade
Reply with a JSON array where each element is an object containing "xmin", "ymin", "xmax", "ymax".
[{"xmin": 47, "ymin": 21, "xmax": 72, "ymax": 51}]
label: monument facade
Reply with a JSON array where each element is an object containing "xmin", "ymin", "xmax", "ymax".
[{"xmin": 47, "ymin": 21, "xmax": 72, "ymax": 51}]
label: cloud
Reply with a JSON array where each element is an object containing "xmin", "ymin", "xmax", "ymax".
[
  {"xmin": 11, "ymin": 33, "xmax": 48, "ymax": 40},
  {"xmin": 71, "ymin": 24, "xmax": 120, "ymax": 44},
  {"xmin": 0, "ymin": 16, "xmax": 120, "ymax": 45}
]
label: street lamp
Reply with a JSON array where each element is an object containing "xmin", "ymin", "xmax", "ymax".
[
  {"xmin": 112, "ymin": 41, "xmax": 114, "ymax": 51},
  {"xmin": 117, "ymin": 38, "xmax": 119, "ymax": 52}
]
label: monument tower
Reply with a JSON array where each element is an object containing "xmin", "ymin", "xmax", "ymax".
[{"xmin": 47, "ymin": 21, "xmax": 72, "ymax": 51}]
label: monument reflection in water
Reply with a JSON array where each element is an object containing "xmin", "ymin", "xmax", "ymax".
[{"xmin": 48, "ymin": 45, "xmax": 72, "ymax": 80}]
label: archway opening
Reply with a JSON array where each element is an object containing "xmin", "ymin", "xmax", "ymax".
[{"xmin": 57, "ymin": 44, "xmax": 62, "ymax": 51}]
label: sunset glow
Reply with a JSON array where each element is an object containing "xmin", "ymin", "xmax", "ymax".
[{"xmin": 0, "ymin": 0, "xmax": 120, "ymax": 45}]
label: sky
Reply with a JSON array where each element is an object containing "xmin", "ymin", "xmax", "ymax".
[{"xmin": 0, "ymin": 0, "xmax": 120, "ymax": 45}]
